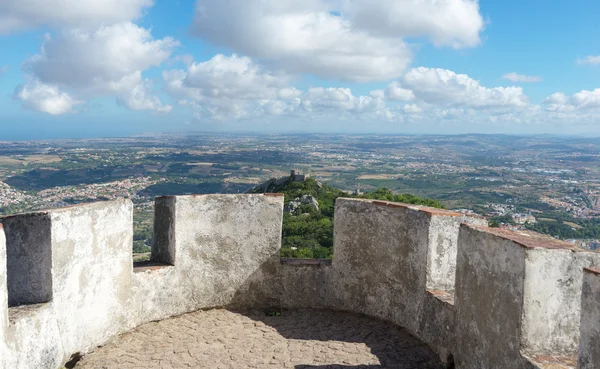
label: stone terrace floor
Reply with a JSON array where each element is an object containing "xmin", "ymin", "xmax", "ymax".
[{"xmin": 75, "ymin": 309, "xmax": 444, "ymax": 369}]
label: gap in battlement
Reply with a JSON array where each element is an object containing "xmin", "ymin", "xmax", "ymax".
[
  {"xmin": 2, "ymin": 213, "xmax": 53, "ymax": 308},
  {"xmin": 149, "ymin": 196, "xmax": 176, "ymax": 266},
  {"xmin": 130, "ymin": 196, "xmax": 175, "ymax": 270}
]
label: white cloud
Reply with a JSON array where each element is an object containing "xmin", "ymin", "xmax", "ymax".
[
  {"xmin": 113, "ymin": 72, "xmax": 172, "ymax": 113},
  {"xmin": 543, "ymin": 89, "xmax": 600, "ymax": 111},
  {"xmin": 163, "ymin": 54, "xmax": 386, "ymax": 120},
  {"xmin": 24, "ymin": 23, "xmax": 177, "ymax": 90},
  {"xmin": 302, "ymin": 87, "xmax": 385, "ymax": 113},
  {"xmin": 341, "ymin": 0, "xmax": 484, "ymax": 48},
  {"xmin": 400, "ymin": 67, "xmax": 529, "ymax": 110},
  {"xmin": 185, "ymin": 54, "xmax": 290, "ymax": 100},
  {"xmin": 502, "ymin": 72, "xmax": 542, "ymax": 83},
  {"xmin": 386, "ymin": 81, "xmax": 415, "ymax": 101},
  {"xmin": 191, "ymin": 0, "xmax": 484, "ymax": 82},
  {"xmin": 577, "ymin": 56, "xmax": 600, "ymax": 66},
  {"xmin": 279, "ymin": 87, "xmax": 303, "ymax": 100},
  {"xmin": 0, "ymin": 65, "xmax": 7, "ymax": 76},
  {"xmin": 403, "ymin": 104, "xmax": 422, "ymax": 114},
  {"xmin": 163, "ymin": 54, "xmax": 293, "ymax": 115},
  {"xmin": 14, "ymin": 80, "xmax": 81, "ymax": 115},
  {"xmin": 164, "ymin": 55, "xmax": 543, "ymax": 124},
  {"xmin": 0, "ymin": 0, "xmax": 153, "ymax": 34},
  {"xmin": 163, "ymin": 55, "xmax": 294, "ymax": 120},
  {"xmin": 17, "ymin": 22, "xmax": 176, "ymax": 114}
]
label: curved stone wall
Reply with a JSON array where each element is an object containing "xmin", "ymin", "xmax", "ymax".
[{"xmin": 0, "ymin": 195, "xmax": 599, "ymax": 369}]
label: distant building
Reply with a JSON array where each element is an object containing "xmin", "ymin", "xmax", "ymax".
[
  {"xmin": 290, "ymin": 169, "xmax": 306, "ymax": 182},
  {"xmin": 511, "ymin": 213, "xmax": 537, "ymax": 224}
]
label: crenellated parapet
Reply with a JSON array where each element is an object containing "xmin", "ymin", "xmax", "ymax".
[
  {"xmin": 455, "ymin": 225, "xmax": 600, "ymax": 368},
  {"xmin": 0, "ymin": 195, "xmax": 598, "ymax": 369}
]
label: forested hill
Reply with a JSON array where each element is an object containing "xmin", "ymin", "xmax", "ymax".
[{"xmin": 248, "ymin": 176, "xmax": 444, "ymax": 259}]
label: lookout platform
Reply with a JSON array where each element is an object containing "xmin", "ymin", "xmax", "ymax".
[
  {"xmin": 75, "ymin": 309, "xmax": 443, "ymax": 369},
  {"xmin": 2, "ymin": 195, "xmax": 600, "ymax": 368}
]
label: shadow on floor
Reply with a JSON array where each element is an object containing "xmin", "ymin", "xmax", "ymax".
[{"xmin": 235, "ymin": 309, "xmax": 446, "ymax": 369}]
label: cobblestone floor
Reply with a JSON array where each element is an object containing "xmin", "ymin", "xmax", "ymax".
[{"xmin": 75, "ymin": 309, "xmax": 444, "ymax": 369}]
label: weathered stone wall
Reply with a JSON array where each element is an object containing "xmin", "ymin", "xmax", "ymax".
[
  {"xmin": 521, "ymin": 248, "xmax": 600, "ymax": 355},
  {"xmin": 129, "ymin": 194, "xmax": 284, "ymax": 327},
  {"xmin": 0, "ymin": 226, "xmax": 7, "ymax": 364},
  {"xmin": 455, "ymin": 225, "xmax": 600, "ymax": 369},
  {"xmin": 0, "ymin": 195, "xmax": 599, "ymax": 369},
  {"xmin": 579, "ymin": 268, "xmax": 600, "ymax": 369},
  {"xmin": 0, "ymin": 194, "xmax": 284, "ymax": 369},
  {"xmin": 0, "ymin": 200, "xmax": 133, "ymax": 369},
  {"xmin": 454, "ymin": 225, "xmax": 531, "ymax": 368},
  {"xmin": 278, "ymin": 198, "xmax": 486, "ymax": 364}
]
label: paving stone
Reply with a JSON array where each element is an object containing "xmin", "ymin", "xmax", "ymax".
[{"xmin": 75, "ymin": 309, "xmax": 444, "ymax": 369}]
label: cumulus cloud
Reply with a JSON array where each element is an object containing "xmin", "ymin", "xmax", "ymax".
[
  {"xmin": 543, "ymin": 89, "xmax": 600, "ymax": 111},
  {"xmin": 403, "ymin": 104, "xmax": 422, "ymax": 114},
  {"xmin": 0, "ymin": 0, "xmax": 153, "ymax": 34},
  {"xmin": 399, "ymin": 67, "xmax": 529, "ymax": 110},
  {"xmin": 502, "ymin": 72, "xmax": 542, "ymax": 83},
  {"xmin": 163, "ymin": 54, "xmax": 386, "ymax": 120},
  {"xmin": 113, "ymin": 72, "xmax": 172, "ymax": 113},
  {"xmin": 163, "ymin": 54, "xmax": 290, "ymax": 105},
  {"xmin": 577, "ymin": 56, "xmax": 600, "ymax": 66},
  {"xmin": 341, "ymin": 0, "xmax": 484, "ymax": 48},
  {"xmin": 163, "ymin": 53, "xmax": 541, "ymax": 124},
  {"xmin": 14, "ymin": 80, "xmax": 81, "ymax": 115},
  {"xmin": 163, "ymin": 54, "xmax": 295, "ymax": 120},
  {"xmin": 386, "ymin": 81, "xmax": 415, "ymax": 101},
  {"xmin": 185, "ymin": 54, "xmax": 290, "ymax": 100},
  {"xmin": 16, "ymin": 22, "xmax": 176, "ymax": 114},
  {"xmin": 302, "ymin": 87, "xmax": 385, "ymax": 113},
  {"xmin": 23, "ymin": 23, "xmax": 177, "ymax": 89},
  {"xmin": 191, "ymin": 0, "xmax": 484, "ymax": 82}
]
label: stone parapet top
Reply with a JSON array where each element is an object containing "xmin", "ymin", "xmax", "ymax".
[
  {"xmin": 0, "ymin": 198, "xmax": 130, "ymax": 220},
  {"xmin": 464, "ymin": 224, "xmax": 591, "ymax": 252},
  {"xmin": 8, "ymin": 303, "xmax": 49, "ymax": 326},
  {"xmin": 523, "ymin": 353, "xmax": 577, "ymax": 369},
  {"xmin": 427, "ymin": 289, "xmax": 455, "ymax": 306},
  {"xmin": 338, "ymin": 197, "xmax": 464, "ymax": 217},
  {"xmin": 584, "ymin": 267, "xmax": 600, "ymax": 275},
  {"xmin": 156, "ymin": 193, "xmax": 283, "ymax": 199},
  {"xmin": 280, "ymin": 258, "xmax": 332, "ymax": 267},
  {"xmin": 264, "ymin": 193, "xmax": 284, "ymax": 197}
]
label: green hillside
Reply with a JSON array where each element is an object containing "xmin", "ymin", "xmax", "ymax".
[{"xmin": 249, "ymin": 176, "xmax": 444, "ymax": 259}]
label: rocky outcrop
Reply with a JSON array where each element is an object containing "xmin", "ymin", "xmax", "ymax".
[{"xmin": 284, "ymin": 195, "xmax": 319, "ymax": 213}]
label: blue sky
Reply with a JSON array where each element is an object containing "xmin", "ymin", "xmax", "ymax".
[{"xmin": 1, "ymin": 0, "xmax": 600, "ymax": 139}]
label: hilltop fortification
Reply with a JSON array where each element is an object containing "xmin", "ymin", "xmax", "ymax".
[{"xmin": 0, "ymin": 194, "xmax": 599, "ymax": 368}]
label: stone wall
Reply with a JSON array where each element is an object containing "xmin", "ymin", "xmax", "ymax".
[
  {"xmin": 0, "ymin": 195, "xmax": 599, "ymax": 369},
  {"xmin": 0, "ymin": 194, "xmax": 284, "ymax": 369},
  {"xmin": 579, "ymin": 268, "xmax": 600, "ymax": 369},
  {"xmin": 0, "ymin": 225, "xmax": 7, "ymax": 360},
  {"xmin": 129, "ymin": 193, "xmax": 284, "ymax": 326}
]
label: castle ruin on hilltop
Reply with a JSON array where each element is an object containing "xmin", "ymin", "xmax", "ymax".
[{"xmin": 0, "ymin": 194, "xmax": 599, "ymax": 368}]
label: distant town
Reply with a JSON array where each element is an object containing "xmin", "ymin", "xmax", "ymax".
[{"xmin": 1, "ymin": 133, "xmax": 599, "ymax": 254}]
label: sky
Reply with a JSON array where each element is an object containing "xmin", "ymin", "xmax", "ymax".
[{"xmin": 1, "ymin": 0, "xmax": 600, "ymax": 139}]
